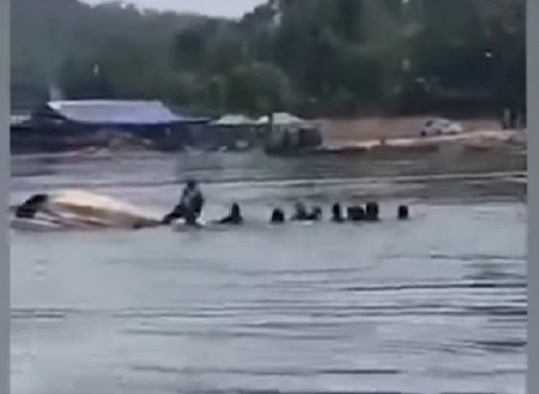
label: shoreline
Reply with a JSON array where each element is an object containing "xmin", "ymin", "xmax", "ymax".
[
  {"xmin": 10, "ymin": 125, "xmax": 526, "ymax": 159},
  {"xmin": 10, "ymin": 120, "xmax": 527, "ymax": 203}
]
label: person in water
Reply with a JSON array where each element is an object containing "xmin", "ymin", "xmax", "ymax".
[
  {"xmin": 347, "ymin": 205, "xmax": 365, "ymax": 222},
  {"xmin": 163, "ymin": 179, "xmax": 205, "ymax": 225},
  {"xmin": 270, "ymin": 208, "xmax": 285, "ymax": 224},
  {"xmin": 365, "ymin": 201, "xmax": 380, "ymax": 221},
  {"xmin": 331, "ymin": 203, "xmax": 344, "ymax": 222},
  {"xmin": 291, "ymin": 203, "xmax": 322, "ymax": 222},
  {"xmin": 397, "ymin": 205, "xmax": 409, "ymax": 220},
  {"xmin": 215, "ymin": 203, "xmax": 243, "ymax": 225},
  {"xmin": 15, "ymin": 194, "xmax": 49, "ymax": 219},
  {"xmin": 291, "ymin": 202, "xmax": 309, "ymax": 221},
  {"xmin": 310, "ymin": 206, "xmax": 323, "ymax": 221}
]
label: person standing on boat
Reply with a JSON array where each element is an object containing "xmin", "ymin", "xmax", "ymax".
[
  {"xmin": 181, "ymin": 178, "xmax": 205, "ymax": 225},
  {"xmin": 163, "ymin": 178, "xmax": 205, "ymax": 225}
]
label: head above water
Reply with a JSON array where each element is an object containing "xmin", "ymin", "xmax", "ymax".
[
  {"xmin": 270, "ymin": 208, "xmax": 285, "ymax": 224},
  {"xmin": 365, "ymin": 201, "xmax": 380, "ymax": 221},
  {"xmin": 398, "ymin": 205, "xmax": 409, "ymax": 220},
  {"xmin": 231, "ymin": 203, "xmax": 241, "ymax": 217},
  {"xmin": 332, "ymin": 203, "xmax": 343, "ymax": 221}
]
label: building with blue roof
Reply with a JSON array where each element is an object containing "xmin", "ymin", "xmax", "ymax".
[
  {"xmin": 11, "ymin": 99, "xmax": 210, "ymax": 153},
  {"xmin": 42, "ymin": 100, "xmax": 194, "ymax": 126}
]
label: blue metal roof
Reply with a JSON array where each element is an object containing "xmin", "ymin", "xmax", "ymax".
[{"xmin": 47, "ymin": 100, "xmax": 207, "ymax": 125}]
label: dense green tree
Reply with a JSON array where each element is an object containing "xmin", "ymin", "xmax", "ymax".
[{"xmin": 11, "ymin": 0, "xmax": 525, "ymax": 117}]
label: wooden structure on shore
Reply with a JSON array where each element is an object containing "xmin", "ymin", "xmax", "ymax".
[
  {"xmin": 260, "ymin": 112, "xmax": 323, "ymax": 155},
  {"xmin": 204, "ymin": 114, "xmax": 258, "ymax": 151}
]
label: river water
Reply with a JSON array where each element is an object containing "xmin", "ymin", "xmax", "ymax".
[{"xmin": 10, "ymin": 152, "xmax": 526, "ymax": 394}]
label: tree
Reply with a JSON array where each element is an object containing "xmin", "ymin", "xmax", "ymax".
[{"xmin": 12, "ymin": 0, "xmax": 525, "ymax": 117}]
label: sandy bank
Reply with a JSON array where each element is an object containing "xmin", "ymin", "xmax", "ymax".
[{"xmin": 316, "ymin": 116, "xmax": 504, "ymax": 142}]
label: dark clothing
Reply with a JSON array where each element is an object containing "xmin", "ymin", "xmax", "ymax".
[
  {"xmin": 347, "ymin": 206, "xmax": 365, "ymax": 222},
  {"xmin": 15, "ymin": 194, "xmax": 49, "ymax": 219},
  {"xmin": 365, "ymin": 202, "xmax": 380, "ymax": 221},
  {"xmin": 162, "ymin": 204, "xmax": 187, "ymax": 225},
  {"xmin": 162, "ymin": 185, "xmax": 204, "ymax": 225},
  {"xmin": 332, "ymin": 204, "xmax": 344, "ymax": 222},
  {"xmin": 398, "ymin": 205, "xmax": 409, "ymax": 220},
  {"xmin": 15, "ymin": 205, "xmax": 38, "ymax": 219},
  {"xmin": 181, "ymin": 186, "xmax": 204, "ymax": 216},
  {"xmin": 270, "ymin": 209, "xmax": 285, "ymax": 224},
  {"xmin": 217, "ymin": 215, "xmax": 243, "ymax": 225},
  {"xmin": 162, "ymin": 203, "xmax": 199, "ymax": 225},
  {"xmin": 215, "ymin": 203, "xmax": 243, "ymax": 225}
]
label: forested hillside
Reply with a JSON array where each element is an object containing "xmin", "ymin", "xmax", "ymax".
[{"xmin": 11, "ymin": 0, "xmax": 525, "ymax": 117}]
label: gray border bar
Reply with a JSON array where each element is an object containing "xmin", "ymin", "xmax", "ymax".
[
  {"xmin": 527, "ymin": 0, "xmax": 536, "ymax": 391},
  {"xmin": 0, "ymin": 0, "xmax": 9, "ymax": 390}
]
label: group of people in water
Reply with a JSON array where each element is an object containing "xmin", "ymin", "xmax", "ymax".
[
  {"xmin": 162, "ymin": 179, "xmax": 410, "ymax": 227},
  {"xmin": 13, "ymin": 178, "xmax": 410, "ymax": 229}
]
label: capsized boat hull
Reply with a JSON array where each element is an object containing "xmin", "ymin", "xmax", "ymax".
[
  {"xmin": 10, "ymin": 217, "xmax": 65, "ymax": 232},
  {"xmin": 11, "ymin": 189, "xmax": 163, "ymax": 232}
]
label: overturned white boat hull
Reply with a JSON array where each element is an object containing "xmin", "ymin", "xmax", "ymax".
[
  {"xmin": 10, "ymin": 217, "xmax": 65, "ymax": 232},
  {"xmin": 11, "ymin": 189, "xmax": 163, "ymax": 232}
]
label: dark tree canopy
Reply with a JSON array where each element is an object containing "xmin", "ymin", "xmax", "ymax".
[{"xmin": 11, "ymin": 0, "xmax": 525, "ymax": 117}]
